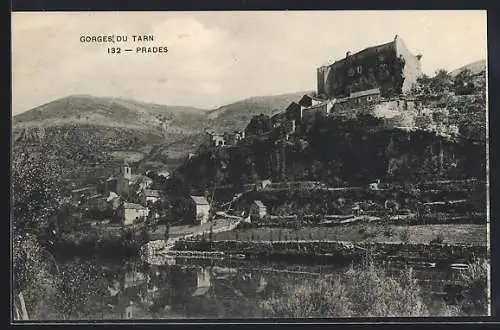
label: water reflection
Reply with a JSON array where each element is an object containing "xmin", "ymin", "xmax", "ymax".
[{"xmin": 92, "ymin": 258, "xmax": 464, "ymax": 319}]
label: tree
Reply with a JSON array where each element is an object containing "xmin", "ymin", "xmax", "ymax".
[
  {"xmin": 12, "ymin": 150, "xmax": 65, "ymax": 234},
  {"xmin": 430, "ymin": 69, "xmax": 453, "ymax": 95},
  {"xmin": 13, "ymin": 233, "xmax": 59, "ymax": 319},
  {"xmin": 245, "ymin": 114, "xmax": 272, "ymax": 137},
  {"xmin": 453, "ymin": 69, "xmax": 477, "ymax": 95},
  {"xmin": 54, "ymin": 261, "xmax": 108, "ymax": 319}
]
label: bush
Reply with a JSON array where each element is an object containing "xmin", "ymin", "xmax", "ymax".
[
  {"xmin": 458, "ymin": 258, "xmax": 489, "ymax": 315},
  {"xmin": 258, "ymin": 260, "xmax": 428, "ymax": 317},
  {"xmin": 383, "ymin": 226, "xmax": 395, "ymax": 238},
  {"xmin": 400, "ymin": 229, "xmax": 410, "ymax": 243},
  {"xmin": 430, "ymin": 233, "xmax": 444, "ymax": 245}
]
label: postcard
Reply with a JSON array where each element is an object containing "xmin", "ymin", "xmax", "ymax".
[{"xmin": 11, "ymin": 10, "xmax": 489, "ymax": 321}]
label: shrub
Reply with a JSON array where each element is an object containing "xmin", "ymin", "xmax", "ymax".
[
  {"xmin": 430, "ymin": 233, "xmax": 444, "ymax": 245},
  {"xmin": 258, "ymin": 260, "xmax": 428, "ymax": 317},
  {"xmin": 400, "ymin": 229, "xmax": 410, "ymax": 243},
  {"xmin": 457, "ymin": 258, "xmax": 489, "ymax": 315},
  {"xmin": 383, "ymin": 226, "xmax": 395, "ymax": 237}
]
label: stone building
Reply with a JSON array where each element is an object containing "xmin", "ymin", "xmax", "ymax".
[
  {"xmin": 249, "ymin": 200, "xmax": 268, "ymax": 221},
  {"xmin": 189, "ymin": 196, "xmax": 210, "ymax": 225},
  {"xmin": 117, "ymin": 162, "xmax": 132, "ymax": 195},
  {"xmin": 142, "ymin": 189, "xmax": 162, "ymax": 205},
  {"xmin": 317, "ymin": 35, "xmax": 422, "ymax": 99},
  {"xmin": 206, "ymin": 131, "xmax": 226, "ymax": 147},
  {"xmin": 118, "ymin": 202, "xmax": 149, "ymax": 226}
]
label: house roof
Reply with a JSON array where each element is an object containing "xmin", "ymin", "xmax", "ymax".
[
  {"xmin": 191, "ymin": 196, "xmax": 209, "ymax": 205},
  {"xmin": 123, "ymin": 202, "xmax": 147, "ymax": 210},
  {"xmin": 350, "ymin": 88, "xmax": 381, "ymax": 98},
  {"xmin": 106, "ymin": 191, "xmax": 119, "ymax": 202},
  {"xmin": 71, "ymin": 186, "xmax": 96, "ymax": 193},
  {"xmin": 158, "ymin": 170, "xmax": 170, "ymax": 177},
  {"xmin": 144, "ymin": 189, "xmax": 162, "ymax": 197},
  {"xmin": 192, "ymin": 286, "xmax": 210, "ymax": 297},
  {"xmin": 253, "ymin": 200, "xmax": 266, "ymax": 209}
]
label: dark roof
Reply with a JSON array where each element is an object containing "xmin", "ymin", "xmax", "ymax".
[
  {"xmin": 144, "ymin": 189, "xmax": 162, "ymax": 197},
  {"xmin": 321, "ymin": 39, "xmax": 396, "ymax": 69}
]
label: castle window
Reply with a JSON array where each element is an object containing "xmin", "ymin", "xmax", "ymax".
[
  {"xmin": 356, "ymin": 65, "xmax": 362, "ymax": 74},
  {"xmin": 379, "ymin": 55, "xmax": 385, "ymax": 62},
  {"xmin": 347, "ymin": 68, "xmax": 355, "ymax": 77},
  {"xmin": 367, "ymin": 96, "xmax": 373, "ymax": 101}
]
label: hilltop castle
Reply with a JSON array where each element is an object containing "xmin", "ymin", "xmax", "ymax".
[{"xmin": 317, "ymin": 35, "xmax": 423, "ymax": 99}]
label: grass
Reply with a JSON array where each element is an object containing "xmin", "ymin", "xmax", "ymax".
[
  {"xmin": 212, "ymin": 224, "xmax": 487, "ymax": 246},
  {"xmin": 107, "ymin": 151, "xmax": 145, "ymax": 163}
]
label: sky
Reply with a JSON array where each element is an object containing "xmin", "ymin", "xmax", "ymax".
[{"xmin": 11, "ymin": 10, "xmax": 487, "ymax": 115}]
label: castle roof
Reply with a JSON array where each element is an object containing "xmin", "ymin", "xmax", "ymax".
[
  {"xmin": 319, "ymin": 36, "xmax": 403, "ymax": 69},
  {"xmin": 350, "ymin": 88, "xmax": 381, "ymax": 98}
]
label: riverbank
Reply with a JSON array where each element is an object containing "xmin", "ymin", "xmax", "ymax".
[
  {"xmin": 172, "ymin": 239, "xmax": 488, "ymax": 265},
  {"xmin": 213, "ymin": 223, "xmax": 487, "ymax": 246}
]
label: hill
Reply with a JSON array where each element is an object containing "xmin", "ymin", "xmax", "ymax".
[
  {"xmin": 207, "ymin": 91, "xmax": 312, "ymax": 132},
  {"xmin": 451, "ymin": 59, "xmax": 486, "ymax": 77},
  {"xmin": 12, "ymin": 91, "xmax": 312, "ymax": 183},
  {"xmin": 13, "ymin": 95, "xmax": 208, "ymax": 135}
]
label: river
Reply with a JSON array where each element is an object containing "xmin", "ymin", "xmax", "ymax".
[{"xmin": 43, "ymin": 255, "xmax": 475, "ymax": 320}]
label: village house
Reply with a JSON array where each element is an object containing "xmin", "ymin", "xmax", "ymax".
[
  {"xmin": 105, "ymin": 176, "xmax": 118, "ymax": 194},
  {"xmin": 258, "ymin": 179, "xmax": 272, "ymax": 190},
  {"xmin": 106, "ymin": 191, "xmax": 122, "ymax": 210},
  {"xmin": 157, "ymin": 170, "xmax": 170, "ymax": 179},
  {"xmin": 118, "ymin": 202, "xmax": 150, "ymax": 226},
  {"xmin": 332, "ymin": 88, "xmax": 382, "ymax": 112},
  {"xmin": 86, "ymin": 194, "xmax": 108, "ymax": 212},
  {"xmin": 298, "ymin": 94, "xmax": 324, "ymax": 108},
  {"xmin": 206, "ymin": 131, "xmax": 226, "ymax": 147},
  {"xmin": 189, "ymin": 196, "xmax": 210, "ymax": 225},
  {"xmin": 249, "ymin": 200, "xmax": 268, "ymax": 221},
  {"xmin": 142, "ymin": 189, "xmax": 162, "ymax": 205},
  {"xmin": 317, "ymin": 35, "xmax": 422, "ymax": 99},
  {"xmin": 71, "ymin": 186, "xmax": 98, "ymax": 204},
  {"xmin": 302, "ymin": 99, "xmax": 336, "ymax": 126}
]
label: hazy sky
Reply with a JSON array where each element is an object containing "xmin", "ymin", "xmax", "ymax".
[{"xmin": 12, "ymin": 10, "xmax": 487, "ymax": 114}]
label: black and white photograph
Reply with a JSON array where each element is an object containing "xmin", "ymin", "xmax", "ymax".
[{"xmin": 11, "ymin": 10, "xmax": 489, "ymax": 321}]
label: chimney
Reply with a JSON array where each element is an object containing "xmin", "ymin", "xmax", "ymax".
[
  {"xmin": 394, "ymin": 34, "xmax": 399, "ymax": 41},
  {"xmin": 416, "ymin": 54, "xmax": 423, "ymax": 61},
  {"xmin": 346, "ymin": 51, "xmax": 351, "ymax": 58}
]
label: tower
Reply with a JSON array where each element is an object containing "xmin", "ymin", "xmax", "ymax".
[
  {"xmin": 119, "ymin": 162, "xmax": 132, "ymax": 180},
  {"xmin": 117, "ymin": 161, "xmax": 132, "ymax": 195}
]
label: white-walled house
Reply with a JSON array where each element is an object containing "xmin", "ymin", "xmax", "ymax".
[
  {"xmin": 249, "ymin": 200, "xmax": 267, "ymax": 220},
  {"xmin": 118, "ymin": 202, "xmax": 149, "ymax": 226},
  {"xmin": 190, "ymin": 196, "xmax": 210, "ymax": 225}
]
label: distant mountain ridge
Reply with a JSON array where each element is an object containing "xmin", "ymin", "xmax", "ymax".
[
  {"xmin": 13, "ymin": 91, "xmax": 312, "ymax": 134},
  {"xmin": 451, "ymin": 59, "xmax": 486, "ymax": 77},
  {"xmin": 12, "ymin": 92, "xmax": 312, "ymax": 169}
]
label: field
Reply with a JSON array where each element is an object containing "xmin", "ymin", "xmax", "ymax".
[
  {"xmin": 107, "ymin": 150, "xmax": 145, "ymax": 163},
  {"xmin": 211, "ymin": 224, "xmax": 487, "ymax": 246}
]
